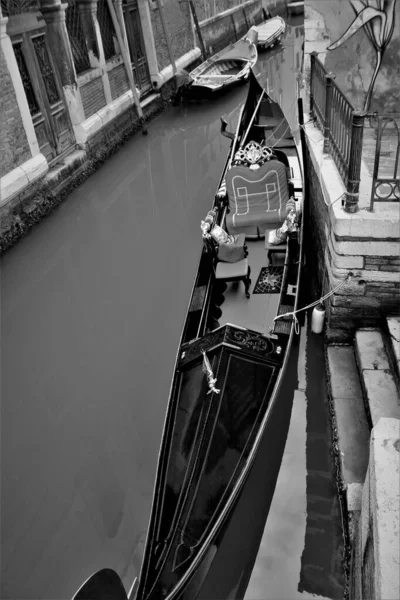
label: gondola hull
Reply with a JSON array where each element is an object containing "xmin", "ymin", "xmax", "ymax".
[
  {"xmin": 188, "ymin": 34, "xmax": 258, "ymax": 100},
  {"xmin": 135, "ymin": 68, "xmax": 305, "ymax": 600}
]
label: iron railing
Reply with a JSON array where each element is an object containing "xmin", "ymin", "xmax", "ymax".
[
  {"xmin": 309, "ymin": 51, "xmax": 399, "ymax": 212},
  {"xmin": 368, "ymin": 115, "xmax": 400, "ymax": 210}
]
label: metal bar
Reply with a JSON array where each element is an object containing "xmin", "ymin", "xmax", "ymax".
[
  {"xmin": 240, "ymin": 90, "xmax": 265, "ymax": 149},
  {"xmin": 322, "ymin": 72, "xmax": 335, "ymax": 154},
  {"xmin": 344, "ymin": 110, "xmax": 365, "ymax": 213}
]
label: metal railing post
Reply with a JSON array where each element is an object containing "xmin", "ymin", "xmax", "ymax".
[
  {"xmin": 323, "ymin": 71, "xmax": 336, "ymax": 154},
  {"xmin": 309, "ymin": 51, "xmax": 317, "ymax": 121},
  {"xmin": 344, "ymin": 110, "xmax": 366, "ymax": 213}
]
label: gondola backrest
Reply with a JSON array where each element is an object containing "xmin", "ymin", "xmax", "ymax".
[{"xmin": 225, "ymin": 159, "xmax": 289, "ymax": 223}]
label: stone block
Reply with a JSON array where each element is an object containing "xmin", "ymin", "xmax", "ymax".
[
  {"xmin": 363, "ymin": 370, "xmax": 400, "ymax": 426},
  {"xmin": 387, "ymin": 317, "xmax": 400, "ymax": 369},
  {"xmin": 370, "ymin": 418, "xmax": 400, "ymax": 600},
  {"xmin": 355, "ymin": 329, "xmax": 390, "ymax": 370},
  {"xmin": 333, "ymin": 395, "xmax": 370, "ymax": 484},
  {"xmin": 327, "ymin": 346, "xmax": 363, "ymax": 399},
  {"xmin": 347, "ymin": 482, "xmax": 364, "ymax": 512}
]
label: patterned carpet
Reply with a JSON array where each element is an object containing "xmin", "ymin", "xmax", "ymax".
[{"xmin": 253, "ymin": 267, "xmax": 284, "ymax": 294}]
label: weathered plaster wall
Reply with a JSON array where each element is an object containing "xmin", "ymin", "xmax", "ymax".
[
  {"xmin": 150, "ymin": 0, "xmax": 194, "ymax": 71},
  {"xmin": 0, "ymin": 46, "xmax": 31, "ymax": 178},
  {"xmin": 306, "ymin": 0, "xmax": 400, "ymax": 113}
]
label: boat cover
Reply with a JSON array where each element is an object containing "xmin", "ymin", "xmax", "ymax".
[{"xmin": 225, "ymin": 159, "xmax": 289, "ymax": 235}]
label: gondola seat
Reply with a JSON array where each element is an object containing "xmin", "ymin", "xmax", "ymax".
[{"xmin": 225, "ymin": 158, "xmax": 289, "ymax": 238}]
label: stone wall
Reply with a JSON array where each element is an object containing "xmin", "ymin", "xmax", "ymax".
[
  {"xmin": 304, "ymin": 112, "xmax": 400, "ymax": 341},
  {"xmin": 0, "ymin": 45, "xmax": 31, "ymax": 178},
  {"xmin": 306, "ymin": 0, "xmax": 400, "ymax": 113},
  {"xmin": 198, "ymin": 0, "xmax": 263, "ymax": 55},
  {"xmin": 80, "ymin": 76, "xmax": 107, "ymax": 118},
  {"xmin": 350, "ymin": 418, "xmax": 400, "ymax": 600},
  {"xmin": 150, "ymin": 0, "xmax": 194, "ymax": 71}
]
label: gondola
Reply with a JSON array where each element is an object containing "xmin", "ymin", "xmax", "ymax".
[
  {"xmin": 252, "ymin": 16, "xmax": 286, "ymax": 50},
  {"xmin": 73, "ymin": 67, "xmax": 305, "ymax": 600},
  {"xmin": 187, "ymin": 30, "xmax": 258, "ymax": 100}
]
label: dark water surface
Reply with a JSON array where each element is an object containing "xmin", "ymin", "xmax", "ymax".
[
  {"xmin": 1, "ymin": 17, "xmax": 344, "ymax": 600},
  {"xmin": 0, "ymin": 90, "xmax": 246, "ymax": 600}
]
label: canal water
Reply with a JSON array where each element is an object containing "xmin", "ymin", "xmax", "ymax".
[{"xmin": 1, "ymin": 15, "xmax": 344, "ymax": 600}]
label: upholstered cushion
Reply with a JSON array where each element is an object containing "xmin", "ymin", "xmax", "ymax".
[
  {"xmin": 217, "ymin": 233, "xmax": 246, "ymax": 262},
  {"xmin": 216, "ymin": 258, "xmax": 249, "ymax": 279}
]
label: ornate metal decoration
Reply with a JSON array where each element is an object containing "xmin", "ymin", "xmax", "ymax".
[
  {"xmin": 32, "ymin": 36, "xmax": 60, "ymax": 105},
  {"xmin": 226, "ymin": 327, "xmax": 275, "ymax": 356},
  {"xmin": 13, "ymin": 42, "xmax": 39, "ymax": 115},
  {"xmin": 233, "ymin": 141, "xmax": 273, "ymax": 167},
  {"xmin": 1, "ymin": 0, "xmax": 39, "ymax": 16}
]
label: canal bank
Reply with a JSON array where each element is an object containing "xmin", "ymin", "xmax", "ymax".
[{"xmin": 0, "ymin": 0, "xmax": 266, "ymax": 255}]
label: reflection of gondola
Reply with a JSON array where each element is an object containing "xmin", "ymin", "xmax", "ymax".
[
  {"xmin": 73, "ymin": 64, "xmax": 305, "ymax": 600},
  {"xmin": 187, "ymin": 31, "xmax": 258, "ymax": 100}
]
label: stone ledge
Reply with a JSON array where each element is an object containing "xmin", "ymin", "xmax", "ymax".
[
  {"xmin": 355, "ymin": 329, "xmax": 390, "ymax": 370},
  {"xmin": 151, "ymin": 47, "xmax": 202, "ymax": 89},
  {"xmin": 74, "ymin": 90, "xmax": 161, "ymax": 146},
  {"xmin": 304, "ymin": 116, "xmax": 400, "ymax": 239},
  {"xmin": 367, "ymin": 418, "xmax": 400, "ymax": 600},
  {"xmin": 362, "ymin": 370, "xmax": 400, "ymax": 426},
  {"xmin": 0, "ymin": 154, "xmax": 48, "ymax": 207}
]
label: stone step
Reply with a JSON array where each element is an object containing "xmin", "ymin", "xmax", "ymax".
[
  {"xmin": 326, "ymin": 345, "xmax": 370, "ymax": 518},
  {"xmin": 355, "ymin": 328, "xmax": 400, "ymax": 428},
  {"xmin": 386, "ymin": 316, "xmax": 400, "ymax": 395}
]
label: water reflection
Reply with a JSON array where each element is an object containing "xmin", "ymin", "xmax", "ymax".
[{"xmin": 0, "ymin": 88, "xmax": 246, "ymax": 600}]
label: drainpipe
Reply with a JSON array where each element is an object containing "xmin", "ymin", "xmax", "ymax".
[
  {"xmin": 106, "ymin": 0, "xmax": 148, "ymax": 134},
  {"xmin": 155, "ymin": 0, "xmax": 177, "ymax": 74}
]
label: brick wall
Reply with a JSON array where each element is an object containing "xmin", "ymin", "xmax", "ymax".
[
  {"xmin": 150, "ymin": 0, "xmax": 194, "ymax": 71},
  {"xmin": 0, "ymin": 46, "xmax": 31, "ymax": 178},
  {"xmin": 108, "ymin": 64, "xmax": 129, "ymax": 100},
  {"xmin": 306, "ymin": 143, "xmax": 400, "ymax": 340},
  {"xmin": 80, "ymin": 77, "xmax": 107, "ymax": 119}
]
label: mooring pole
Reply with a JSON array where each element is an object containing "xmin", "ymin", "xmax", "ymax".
[
  {"xmin": 106, "ymin": 0, "xmax": 147, "ymax": 134},
  {"xmin": 188, "ymin": 0, "xmax": 207, "ymax": 60},
  {"xmin": 155, "ymin": 0, "xmax": 177, "ymax": 74}
]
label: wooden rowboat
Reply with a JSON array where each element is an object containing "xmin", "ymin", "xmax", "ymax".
[
  {"xmin": 187, "ymin": 31, "xmax": 258, "ymax": 99},
  {"xmin": 252, "ymin": 16, "xmax": 286, "ymax": 50},
  {"xmin": 73, "ymin": 62, "xmax": 306, "ymax": 600}
]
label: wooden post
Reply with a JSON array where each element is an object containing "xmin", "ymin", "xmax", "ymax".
[
  {"xmin": 323, "ymin": 71, "xmax": 336, "ymax": 154},
  {"xmin": 155, "ymin": 0, "xmax": 177, "ymax": 74},
  {"xmin": 345, "ymin": 110, "xmax": 365, "ymax": 213},
  {"xmin": 230, "ymin": 14, "xmax": 238, "ymax": 41},
  {"xmin": 106, "ymin": 0, "xmax": 147, "ymax": 134},
  {"xmin": 188, "ymin": 0, "xmax": 207, "ymax": 60},
  {"xmin": 242, "ymin": 8, "xmax": 249, "ymax": 31}
]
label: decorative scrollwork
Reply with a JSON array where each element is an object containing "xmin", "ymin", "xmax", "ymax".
[
  {"xmin": 232, "ymin": 141, "xmax": 274, "ymax": 168},
  {"xmin": 231, "ymin": 330, "xmax": 274, "ymax": 355}
]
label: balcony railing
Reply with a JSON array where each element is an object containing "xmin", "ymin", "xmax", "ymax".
[{"xmin": 309, "ymin": 52, "xmax": 400, "ymax": 213}]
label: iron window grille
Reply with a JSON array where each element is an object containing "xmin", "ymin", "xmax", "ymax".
[
  {"xmin": 97, "ymin": 0, "xmax": 117, "ymax": 61},
  {"xmin": 65, "ymin": 0, "xmax": 91, "ymax": 74}
]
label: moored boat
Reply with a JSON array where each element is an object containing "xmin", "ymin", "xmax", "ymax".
[
  {"xmin": 73, "ymin": 63, "xmax": 305, "ymax": 600},
  {"xmin": 187, "ymin": 31, "xmax": 258, "ymax": 99},
  {"xmin": 252, "ymin": 16, "xmax": 286, "ymax": 50}
]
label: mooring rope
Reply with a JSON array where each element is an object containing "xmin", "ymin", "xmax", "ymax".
[{"xmin": 272, "ymin": 273, "xmax": 353, "ymax": 335}]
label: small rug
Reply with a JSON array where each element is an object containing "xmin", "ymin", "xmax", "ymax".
[{"xmin": 253, "ymin": 267, "xmax": 284, "ymax": 294}]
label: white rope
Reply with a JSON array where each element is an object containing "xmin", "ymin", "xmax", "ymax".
[{"xmin": 272, "ymin": 273, "xmax": 353, "ymax": 335}]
